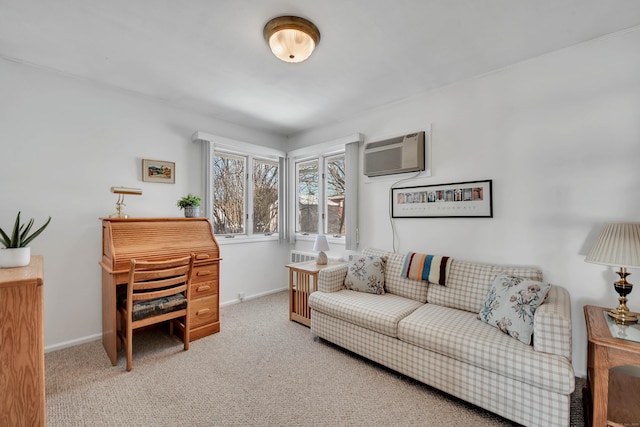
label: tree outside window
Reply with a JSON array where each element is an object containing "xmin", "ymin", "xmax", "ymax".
[
  {"xmin": 213, "ymin": 153, "xmax": 245, "ymax": 234},
  {"xmin": 253, "ymin": 159, "xmax": 278, "ymax": 234},
  {"xmin": 213, "ymin": 153, "xmax": 279, "ymax": 236},
  {"xmin": 326, "ymin": 155, "xmax": 345, "ymax": 235}
]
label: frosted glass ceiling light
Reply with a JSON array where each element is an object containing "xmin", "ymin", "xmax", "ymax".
[{"xmin": 264, "ymin": 16, "xmax": 320, "ymax": 63}]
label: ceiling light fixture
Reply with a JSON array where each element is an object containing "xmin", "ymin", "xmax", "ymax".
[{"xmin": 263, "ymin": 15, "xmax": 320, "ymax": 63}]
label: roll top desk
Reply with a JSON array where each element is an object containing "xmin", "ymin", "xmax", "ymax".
[{"xmin": 100, "ymin": 218, "xmax": 221, "ymax": 366}]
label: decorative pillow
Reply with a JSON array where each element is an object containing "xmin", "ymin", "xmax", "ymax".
[
  {"xmin": 344, "ymin": 255, "xmax": 386, "ymax": 295},
  {"xmin": 401, "ymin": 252, "xmax": 452, "ymax": 286},
  {"xmin": 478, "ymin": 274, "xmax": 551, "ymax": 345}
]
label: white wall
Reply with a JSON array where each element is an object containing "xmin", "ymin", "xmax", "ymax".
[
  {"xmin": 0, "ymin": 58, "xmax": 290, "ymax": 351},
  {"xmin": 289, "ymin": 28, "xmax": 640, "ymax": 377}
]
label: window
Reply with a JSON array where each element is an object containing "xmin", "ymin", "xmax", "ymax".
[
  {"xmin": 326, "ymin": 154, "xmax": 345, "ymax": 235},
  {"xmin": 295, "ymin": 153, "xmax": 346, "ymax": 236},
  {"xmin": 296, "ymin": 159, "xmax": 319, "ymax": 234},
  {"xmin": 253, "ymin": 159, "xmax": 278, "ymax": 234},
  {"xmin": 212, "ymin": 152, "xmax": 279, "ymax": 236},
  {"xmin": 212, "ymin": 153, "xmax": 246, "ymax": 234},
  {"xmin": 195, "ymin": 131, "xmax": 358, "ymax": 248}
]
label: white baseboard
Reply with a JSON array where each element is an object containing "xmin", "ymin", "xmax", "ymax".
[
  {"xmin": 45, "ymin": 333, "xmax": 102, "ymax": 353},
  {"xmin": 220, "ymin": 287, "xmax": 287, "ymax": 307}
]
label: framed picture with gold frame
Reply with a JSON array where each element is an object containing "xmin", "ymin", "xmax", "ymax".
[
  {"xmin": 142, "ymin": 159, "xmax": 175, "ymax": 184},
  {"xmin": 391, "ymin": 179, "xmax": 492, "ymax": 218}
]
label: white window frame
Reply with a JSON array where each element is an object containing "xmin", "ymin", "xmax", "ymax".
[
  {"xmin": 193, "ymin": 132, "xmax": 285, "ymax": 244},
  {"xmin": 294, "ymin": 153, "xmax": 345, "ymax": 237},
  {"xmin": 288, "ymin": 133, "xmax": 363, "ymax": 250}
]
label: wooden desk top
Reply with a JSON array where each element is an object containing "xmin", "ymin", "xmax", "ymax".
[
  {"xmin": 0, "ymin": 255, "xmax": 43, "ymax": 288},
  {"xmin": 286, "ymin": 259, "xmax": 344, "ymax": 273}
]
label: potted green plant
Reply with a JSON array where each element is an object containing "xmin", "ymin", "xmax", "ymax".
[
  {"xmin": 177, "ymin": 194, "xmax": 201, "ymax": 218},
  {"xmin": 0, "ymin": 212, "xmax": 51, "ymax": 268}
]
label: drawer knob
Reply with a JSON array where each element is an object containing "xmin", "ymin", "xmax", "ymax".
[
  {"xmin": 197, "ymin": 285, "xmax": 211, "ymax": 292},
  {"xmin": 195, "ymin": 254, "xmax": 210, "ymax": 260},
  {"xmin": 196, "ymin": 308, "xmax": 211, "ymax": 316}
]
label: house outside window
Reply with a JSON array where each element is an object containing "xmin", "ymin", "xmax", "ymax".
[{"xmin": 295, "ymin": 153, "xmax": 346, "ymax": 236}]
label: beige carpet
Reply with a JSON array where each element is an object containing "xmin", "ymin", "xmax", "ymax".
[{"xmin": 45, "ymin": 291, "xmax": 584, "ymax": 426}]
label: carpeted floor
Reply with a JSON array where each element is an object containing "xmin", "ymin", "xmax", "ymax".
[{"xmin": 45, "ymin": 291, "xmax": 584, "ymax": 426}]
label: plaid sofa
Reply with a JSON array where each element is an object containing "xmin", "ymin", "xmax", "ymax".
[{"xmin": 308, "ymin": 248, "xmax": 574, "ymax": 427}]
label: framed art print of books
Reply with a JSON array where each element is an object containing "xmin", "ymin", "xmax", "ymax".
[{"xmin": 391, "ymin": 179, "xmax": 493, "ymax": 218}]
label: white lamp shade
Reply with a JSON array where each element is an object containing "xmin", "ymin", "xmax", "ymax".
[
  {"xmin": 585, "ymin": 223, "xmax": 640, "ymax": 268},
  {"xmin": 313, "ymin": 235, "xmax": 330, "ymax": 252}
]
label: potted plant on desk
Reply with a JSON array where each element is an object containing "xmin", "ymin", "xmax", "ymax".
[
  {"xmin": 177, "ymin": 194, "xmax": 201, "ymax": 218},
  {"xmin": 0, "ymin": 212, "xmax": 51, "ymax": 268}
]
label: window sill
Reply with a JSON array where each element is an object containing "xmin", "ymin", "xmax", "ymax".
[
  {"xmin": 216, "ymin": 234, "xmax": 280, "ymax": 245},
  {"xmin": 296, "ymin": 234, "xmax": 345, "ymax": 245}
]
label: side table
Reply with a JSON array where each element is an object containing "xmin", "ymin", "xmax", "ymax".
[
  {"xmin": 583, "ymin": 305, "xmax": 640, "ymax": 427},
  {"xmin": 286, "ymin": 260, "xmax": 342, "ymax": 327}
]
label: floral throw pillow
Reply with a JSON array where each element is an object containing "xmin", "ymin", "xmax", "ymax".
[
  {"xmin": 344, "ymin": 255, "xmax": 386, "ymax": 295},
  {"xmin": 478, "ymin": 273, "xmax": 551, "ymax": 345}
]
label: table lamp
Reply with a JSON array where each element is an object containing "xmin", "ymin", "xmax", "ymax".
[
  {"xmin": 109, "ymin": 186, "xmax": 143, "ymax": 218},
  {"xmin": 313, "ymin": 234, "xmax": 330, "ymax": 265},
  {"xmin": 585, "ymin": 222, "xmax": 640, "ymax": 324}
]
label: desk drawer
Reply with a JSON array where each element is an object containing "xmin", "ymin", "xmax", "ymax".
[
  {"xmin": 190, "ymin": 295, "xmax": 218, "ymax": 329},
  {"xmin": 192, "ymin": 263, "xmax": 218, "ymax": 284},
  {"xmin": 191, "ymin": 280, "xmax": 217, "ymax": 298}
]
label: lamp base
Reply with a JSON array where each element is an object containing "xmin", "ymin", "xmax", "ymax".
[
  {"xmin": 109, "ymin": 211, "xmax": 129, "ymax": 219},
  {"xmin": 608, "ymin": 268, "xmax": 638, "ymax": 324},
  {"xmin": 316, "ymin": 251, "xmax": 327, "ymax": 265},
  {"xmin": 608, "ymin": 309, "xmax": 638, "ymax": 325}
]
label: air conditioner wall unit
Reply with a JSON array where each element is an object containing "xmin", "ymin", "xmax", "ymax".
[{"xmin": 363, "ymin": 131, "xmax": 425, "ymax": 177}]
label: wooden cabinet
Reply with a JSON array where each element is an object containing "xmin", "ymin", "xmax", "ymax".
[
  {"xmin": 100, "ymin": 218, "xmax": 220, "ymax": 365},
  {"xmin": 286, "ymin": 260, "xmax": 343, "ymax": 327},
  {"xmin": 583, "ymin": 305, "xmax": 640, "ymax": 427},
  {"xmin": 0, "ymin": 256, "xmax": 45, "ymax": 427}
]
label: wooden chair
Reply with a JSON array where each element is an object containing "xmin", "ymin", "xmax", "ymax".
[{"xmin": 117, "ymin": 255, "xmax": 195, "ymax": 371}]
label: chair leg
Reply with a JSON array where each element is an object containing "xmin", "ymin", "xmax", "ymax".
[
  {"xmin": 184, "ymin": 315, "xmax": 190, "ymax": 351},
  {"xmin": 126, "ymin": 319, "xmax": 133, "ymax": 371}
]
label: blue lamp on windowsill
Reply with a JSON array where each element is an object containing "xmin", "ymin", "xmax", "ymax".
[{"xmin": 313, "ymin": 235, "xmax": 330, "ymax": 265}]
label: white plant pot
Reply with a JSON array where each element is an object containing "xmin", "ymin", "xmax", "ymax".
[
  {"xmin": 184, "ymin": 206, "xmax": 200, "ymax": 218},
  {"xmin": 0, "ymin": 247, "xmax": 31, "ymax": 268}
]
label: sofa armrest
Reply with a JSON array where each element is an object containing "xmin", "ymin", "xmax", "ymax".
[
  {"xmin": 533, "ymin": 285, "xmax": 572, "ymax": 360},
  {"xmin": 317, "ymin": 264, "xmax": 348, "ymax": 293}
]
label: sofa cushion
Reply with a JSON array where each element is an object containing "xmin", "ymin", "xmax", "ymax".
[
  {"xmin": 427, "ymin": 260, "xmax": 543, "ymax": 313},
  {"xmin": 397, "ymin": 303, "xmax": 574, "ymax": 394},
  {"xmin": 344, "ymin": 254, "xmax": 386, "ymax": 294},
  {"xmin": 362, "ymin": 249, "xmax": 429, "ymax": 303},
  {"xmin": 309, "ymin": 290, "xmax": 423, "ymax": 338},
  {"xmin": 478, "ymin": 274, "xmax": 551, "ymax": 345}
]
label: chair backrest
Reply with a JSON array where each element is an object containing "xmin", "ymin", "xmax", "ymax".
[{"xmin": 127, "ymin": 256, "xmax": 194, "ymax": 307}]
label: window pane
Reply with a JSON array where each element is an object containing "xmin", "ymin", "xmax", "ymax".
[
  {"xmin": 213, "ymin": 153, "xmax": 245, "ymax": 234},
  {"xmin": 253, "ymin": 159, "xmax": 278, "ymax": 234},
  {"xmin": 297, "ymin": 160, "xmax": 318, "ymax": 234},
  {"xmin": 326, "ymin": 155, "xmax": 346, "ymax": 235}
]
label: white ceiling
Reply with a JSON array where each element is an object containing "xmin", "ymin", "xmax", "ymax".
[{"xmin": 2, "ymin": 1, "xmax": 640, "ymax": 137}]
